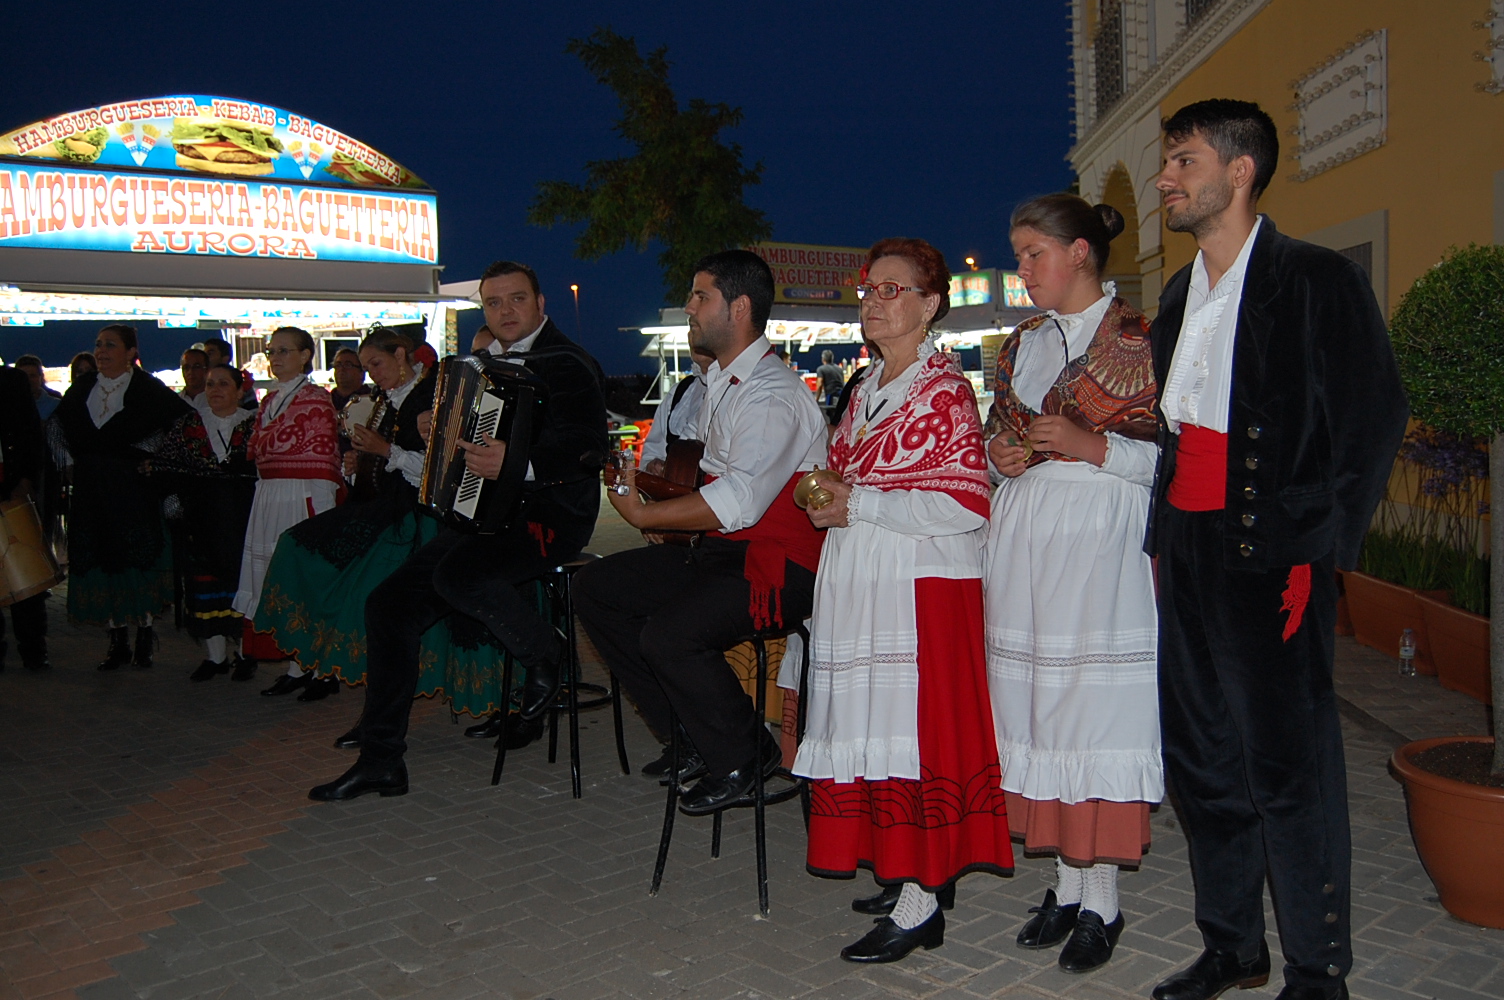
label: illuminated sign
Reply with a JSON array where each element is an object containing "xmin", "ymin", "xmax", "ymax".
[
  {"xmin": 1001, "ymin": 272, "xmax": 1035, "ymax": 308},
  {"xmin": 949, "ymin": 272, "xmax": 992, "ymax": 308},
  {"xmin": 0, "ymin": 95, "xmax": 428, "ymax": 189},
  {"xmin": 0, "ymin": 162, "xmax": 438, "ymax": 265},
  {"xmin": 748, "ymin": 242, "xmax": 866, "ymax": 305}
]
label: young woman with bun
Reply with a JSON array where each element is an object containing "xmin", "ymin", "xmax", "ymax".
[{"xmin": 981, "ymin": 194, "xmax": 1161, "ymax": 974}]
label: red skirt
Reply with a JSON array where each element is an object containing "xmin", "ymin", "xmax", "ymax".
[{"xmin": 806, "ymin": 577, "xmax": 1015, "ymax": 891}]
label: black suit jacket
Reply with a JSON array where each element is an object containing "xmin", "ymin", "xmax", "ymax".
[
  {"xmin": 512, "ymin": 320, "xmax": 609, "ymax": 537},
  {"xmin": 1145, "ymin": 217, "xmax": 1408, "ymax": 571},
  {"xmin": 0, "ymin": 366, "xmax": 44, "ymax": 501}
]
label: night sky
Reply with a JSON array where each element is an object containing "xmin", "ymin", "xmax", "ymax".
[{"xmin": 0, "ymin": 1, "xmax": 1074, "ymax": 374}]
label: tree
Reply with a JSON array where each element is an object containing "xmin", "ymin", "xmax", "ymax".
[
  {"xmin": 527, "ymin": 27, "xmax": 772, "ymax": 303},
  {"xmin": 1389, "ymin": 243, "xmax": 1504, "ymax": 775}
]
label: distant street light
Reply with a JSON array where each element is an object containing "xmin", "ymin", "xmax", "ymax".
[
  {"xmin": 965, "ymin": 256, "xmax": 978, "ymax": 271},
  {"xmin": 570, "ymin": 284, "xmax": 581, "ymax": 335}
]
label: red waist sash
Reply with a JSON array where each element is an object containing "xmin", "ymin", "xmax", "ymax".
[
  {"xmin": 1168, "ymin": 425, "xmax": 1227, "ymax": 512},
  {"xmin": 707, "ymin": 471, "xmax": 826, "ymax": 629}
]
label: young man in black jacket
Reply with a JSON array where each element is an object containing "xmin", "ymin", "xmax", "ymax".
[
  {"xmin": 310, "ymin": 260, "xmax": 608, "ymax": 800},
  {"xmin": 1144, "ymin": 100, "xmax": 1407, "ymax": 1000}
]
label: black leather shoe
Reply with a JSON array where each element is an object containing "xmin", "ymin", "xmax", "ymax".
[
  {"xmin": 839, "ymin": 910, "xmax": 945, "ymax": 963},
  {"xmin": 296, "ymin": 676, "xmax": 340, "ymax": 702},
  {"xmin": 261, "ymin": 672, "xmax": 311, "ymax": 697},
  {"xmin": 308, "ymin": 759, "xmax": 408, "ymax": 801},
  {"xmin": 1273, "ymin": 983, "xmax": 1348, "ymax": 1000},
  {"xmin": 1153, "ymin": 942, "xmax": 1272, "ymax": 1000},
  {"xmin": 464, "ymin": 712, "xmax": 506, "ymax": 739},
  {"xmin": 517, "ymin": 643, "xmax": 564, "ymax": 721},
  {"xmin": 23, "ymin": 655, "xmax": 50, "ymax": 671},
  {"xmin": 677, "ymin": 731, "xmax": 782, "ymax": 815},
  {"xmin": 853, "ymin": 882, "xmax": 957, "ymax": 915},
  {"xmin": 656, "ymin": 747, "xmax": 708, "ymax": 787},
  {"xmin": 1058, "ymin": 908, "xmax": 1124, "ymax": 973},
  {"xmin": 98, "ymin": 627, "xmax": 131, "ymax": 671},
  {"xmin": 333, "ymin": 726, "xmax": 362, "ymax": 749},
  {"xmin": 1016, "ymin": 888, "xmax": 1081, "ymax": 948},
  {"xmin": 132, "ymin": 626, "xmax": 155, "ymax": 668},
  {"xmin": 190, "ymin": 659, "xmax": 229, "ymax": 682},
  {"xmin": 230, "ymin": 655, "xmax": 257, "ymax": 681},
  {"xmin": 500, "ymin": 713, "xmax": 545, "ymax": 750}
]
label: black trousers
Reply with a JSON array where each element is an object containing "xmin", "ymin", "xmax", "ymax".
[
  {"xmin": 358, "ymin": 520, "xmax": 590, "ymax": 763},
  {"xmin": 1158, "ymin": 505, "xmax": 1350, "ymax": 990},
  {"xmin": 0, "ymin": 592, "xmax": 48, "ymax": 662},
  {"xmin": 573, "ymin": 538, "xmax": 815, "ymax": 778}
]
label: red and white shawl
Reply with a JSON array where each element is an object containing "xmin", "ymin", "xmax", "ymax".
[
  {"xmin": 248, "ymin": 380, "xmax": 341, "ymax": 485},
  {"xmin": 830, "ymin": 349, "xmax": 990, "ymax": 517}
]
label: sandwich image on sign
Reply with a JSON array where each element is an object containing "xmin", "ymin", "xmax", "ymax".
[
  {"xmin": 27, "ymin": 127, "xmax": 108, "ymax": 163},
  {"xmin": 171, "ymin": 116, "xmax": 283, "ymax": 177}
]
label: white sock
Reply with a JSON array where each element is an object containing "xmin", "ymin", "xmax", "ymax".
[
  {"xmin": 204, "ymin": 636, "xmax": 227, "ymax": 663},
  {"xmin": 142, "ymin": 613, "xmax": 152, "ymax": 627},
  {"xmin": 890, "ymin": 883, "xmax": 938, "ymax": 929},
  {"xmin": 285, "ymin": 662, "xmax": 306, "ymax": 678},
  {"xmin": 1080, "ymin": 863, "xmax": 1120, "ymax": 922},
  {"xmin": 1055, "ymin": 858, "xmax": 1084, "ymax": 906}
]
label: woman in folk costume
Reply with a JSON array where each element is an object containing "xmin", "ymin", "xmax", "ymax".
[
  {"xmin": 982, "ymin": 194, "xmax": 1160, "ymax": 974},
  {"xmin": 54, "ymin": 324, "xmax": 191, "ymax": 669},
  {"xmin": 231, "ymin": 326, "xmax": 342, "ymax": 693},
  {"xmin": 794, "ymin": 238, "xmax": 1013, "ymax": 965},
  {"xmin": 145, "ymin": 364, "xmax": 258, "ymax": 681}
]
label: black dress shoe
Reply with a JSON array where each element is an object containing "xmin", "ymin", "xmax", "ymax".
[
  {"xmin": 230, "ymin": 655, "xmax": 257, "ymax": 681},
  {"xmin": 296, "ymin": 676, "xmax": 340, "ymax": 702},
  {"xmin": 501, "ymin": 713, "xmax": 545, "ymax": 750},
  {"xmin": 464, "ymin": 712, "xmax": 506, "ymax": 739},
  {"xmin": 308, "ymin": 759, "xmax": 408, "ymax": 801},
  {"xmin": 98, "ymin": 627, "xmax": 131, "ymax": 671},
  {"xmin": 678, "ymin": 731, "xmax": 782, "ymax": 815},
  {"xmin": 1016, "ymin": 888, "xmax": 1081, "ymax": 948},
  {"xmin": 1153, "ymin": 942, "xmax": 1271, "ymax": 1000},
  {"xmin": 190, "ymin": 659, "xmax": 230, "ymax": 682},
  {"xmin": 840, "ymin": 910, "xmax": 945, "ymax": 963},
  {"xmin": 656, "ymin": 747, "xmax": 708, "ymax": 787},
  {"xmin": 517, "ymin": 644, "xmax": 564, "ymax": 721},
  {"xmin": 132, "ymin": 626, "xmax": 155, "ymax": 668},
  {"xmin": 853, "ymin": 881, "xmax": 957, "ymax": 915},
  {"xmin": 1058, "ymin": 909, "xmax": 1124, "ymax": 973},
  {"xmin": 1273, "ymin": 983, "xmax": 1348, "ymax": 1000},
  {"xmin": 333, "ymin": 726, "xmax": 362, "ymax": 749},
  {"xmin": 261, "ymin": 672, "xmax": 311, "ymax": 696},
  {"xmin": 23, "ymin": 655, "xmax": 50, "ymax": 671}
]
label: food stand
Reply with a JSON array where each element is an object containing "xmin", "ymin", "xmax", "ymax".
[{"xmin": 0, "ymin": 94, "xmax": 477, "ymax": 385}]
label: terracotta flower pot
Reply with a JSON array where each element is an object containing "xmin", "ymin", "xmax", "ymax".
[
  {"xmin": 1415, "ymin": 593, "xmax": 1492, "ymax": 705},
  {"xmin": 1391, "ymin": 737, "xmax": 1504, "ymax": 929},
  {"xmin": 1341, "ymin": 570, "xmax": 1444, "ymax": 675}
]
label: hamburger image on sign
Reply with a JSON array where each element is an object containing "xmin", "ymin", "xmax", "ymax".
[
  {"xmin": 27, "ymin": 126, "xmax": 108, "ymax": 163},
  {"xmin": 171, "ymin": 116, "xmax": 283, "ymax": 176}
]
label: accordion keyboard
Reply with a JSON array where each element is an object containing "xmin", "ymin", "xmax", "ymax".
[{"xmin": 452, "ymin": 390, "xmax": 506, "ymax": 522}]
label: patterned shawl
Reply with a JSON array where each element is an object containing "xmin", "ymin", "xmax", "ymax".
[
  {"xmin": 982, "ymin": 296, "xmax": 1156, "ymax": 469},
  {"xmin": 248, "ymin": 381, "xmax": 341, "ymax": 484},
  {"xmin": 830, "ymin": 348, "xmax": 990, "ymax": 517}
]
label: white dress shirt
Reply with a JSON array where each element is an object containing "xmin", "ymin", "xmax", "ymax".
[
  {"xmin": 639, "ymin": 363, "xmax": 707, "ymax": 466},
  {"xmin": 1161, "ymin": 216, "xmax": 1264, "ymax": 434},
  {"xmin": 181, "ymin": 389, "xmax": 210, "ymax": 413},
  {"xmin": 1011, "ymin": 284, "xmax": 1115, "ymax": 413},
  {"xmin": 382, "ymin": 362, "xmax": 427, "ymax": 487},
  {"xmin": 698, "ymin": 335, "xmax": 827, "ymax": 533},
  {"xmin": 486, "ymin": 316, "xmax": 550, "ymax": 480},
  {"xmin": 88, "ymin": 369, "xmax": 133, "ymax": 427}
]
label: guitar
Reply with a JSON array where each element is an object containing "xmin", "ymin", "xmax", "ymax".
[{"xmin": 604, "ymin": 439, "xmax": 705, "ymax": 545}]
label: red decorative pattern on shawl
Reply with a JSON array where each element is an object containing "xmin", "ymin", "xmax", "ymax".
[
  {"xmin": 1281, "ymin": 563, "xmax": 1311, "ymax": 641},
  {"xmin": 248, "ymin": 382, "xmax": 341, "ymax": 485},
  {"xmin": 982, "ymin": 297, "xmax": 1157, "ymax": 470},
  {"xmin": 829, "ymin": 351, "xmax": 990, "ymax": 518}
]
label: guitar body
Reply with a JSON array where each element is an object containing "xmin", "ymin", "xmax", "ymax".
[{"xmin": 633, "ymin": 439, "xmax": 705, "ymax": 546}]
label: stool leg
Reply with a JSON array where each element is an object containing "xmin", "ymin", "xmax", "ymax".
[
  {"xmin": 711, "ymin": 811, "xmax": 722, "ymax": 858},
  {"xmin": 490, "ymin": 652, "xmax": 516, "ymax": 786},
  {"xmin": 610, "ymin": 670, "xmax": 631, "ymax": 775},
  {"xmin": 650, "ymin": 713, "xmax": 680, "ymax": 896},
  {"xmin": 754, "ymin": 638, "xmax": 770, "ymax": 917},
  {"xmin": 563, "ymin": 574, "xmax": 582, "ymax": 799}
]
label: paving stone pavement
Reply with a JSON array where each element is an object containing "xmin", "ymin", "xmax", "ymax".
[{"xmin": 1, "ymin": 499, "xmax": 1501, "ymax": 999}]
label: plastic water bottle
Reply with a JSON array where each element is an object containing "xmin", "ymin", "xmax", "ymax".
[{"xmin": 1398, "ymin": 629, "xmax": 1416, "ymax": 677}]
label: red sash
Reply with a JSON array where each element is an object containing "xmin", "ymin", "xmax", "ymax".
[
  {"xmin": 707, "ymin": 472, "xmax": 825, "ymax": 630},
  {"xmin": 1167, "ymin": 424, "xmax": 1227, "ymax": 512}
]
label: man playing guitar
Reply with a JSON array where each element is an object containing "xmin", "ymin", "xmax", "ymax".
[{"xmin": 575, "ymin": 250, "xmax": 827, "ymax": 814}]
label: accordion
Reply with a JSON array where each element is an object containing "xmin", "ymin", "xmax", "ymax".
[{"xmin": 419, "ymin": 355, "xmax": 546, "ymax": 533}]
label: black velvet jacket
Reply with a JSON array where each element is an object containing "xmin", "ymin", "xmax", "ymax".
[
  {"xmin": 0, "ymin": 366, "xmax": 43, "ymax": 501},
  {"xmin": 1144, "ymin": 218, "xmax": 1408, "ymax": 571}
]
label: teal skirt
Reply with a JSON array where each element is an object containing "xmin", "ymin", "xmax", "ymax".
[{"xmin": 66, "ymin": 540, "xmax": 174, "ymax": 626}]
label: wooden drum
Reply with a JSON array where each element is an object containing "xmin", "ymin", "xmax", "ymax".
[{"xmin": 0, "ymin": 497, "xmax": 62, "ymax": 607}]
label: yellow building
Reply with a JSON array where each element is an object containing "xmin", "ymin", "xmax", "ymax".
[{"xmin": 1068, "ymin": 0, "xmax": 1504, "ymax": 318}]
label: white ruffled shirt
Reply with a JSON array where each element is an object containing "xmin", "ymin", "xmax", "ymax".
[
  {"xmin": 88, "ymin": 369, "xmax": 133, "ymax": 427},
  {"xmin": 382, "ymin": 363, "xmax": 427, "ymax": 488},
  {"xmin": 202, "ymin": 408, "xmax": 255, "ymax": 462},
  {"xmin": 1010, "ymin": 283, "xmax": 1115, "ymax": 413}
]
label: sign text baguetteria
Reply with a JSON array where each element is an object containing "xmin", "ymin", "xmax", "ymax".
[{"xmin": 0, "ymin": 164, "xmax": 437, "ymax": 264}]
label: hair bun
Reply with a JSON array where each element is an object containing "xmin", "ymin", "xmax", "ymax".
[{"xmin": 1094, "ymin": 203, "xmax": 1126, "ymax": 241}]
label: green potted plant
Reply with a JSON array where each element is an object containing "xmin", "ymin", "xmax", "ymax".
[{"xmin": 1387, "ymin": 242, "xmax": 1504, "ymax": 928}]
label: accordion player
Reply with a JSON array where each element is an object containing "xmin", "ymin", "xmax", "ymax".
[{"xmin": 419, "ymin": 355, "xmax": 546, "ymax": 533}]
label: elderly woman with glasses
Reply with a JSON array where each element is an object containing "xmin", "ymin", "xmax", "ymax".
[
  {"xmin": 793, "ymin": 238, "xmax": 1013, "ymax": 965},
  {"xmin": 232, "ymin": 326, "xmax": 342, "ymax": 692}
]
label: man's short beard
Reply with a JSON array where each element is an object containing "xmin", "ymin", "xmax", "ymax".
[{"xmin": 1165, "ymin": 177, "xmax": 1234, "ymax": 238}]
